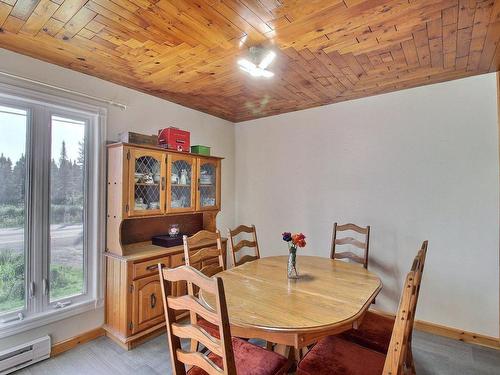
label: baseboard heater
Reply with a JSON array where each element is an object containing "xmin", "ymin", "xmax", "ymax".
[{"xmin": 0, "ymin": 336, "xmax": 51, "ymax": 374}]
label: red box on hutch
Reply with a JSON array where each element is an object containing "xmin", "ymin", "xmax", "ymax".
[{"xmin": 158, "ymin": 127, "xmax": 190, "ymax": 152}]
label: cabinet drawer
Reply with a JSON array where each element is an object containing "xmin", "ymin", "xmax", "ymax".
[
  {"xmin": 133, "ymin": 256, "xmax": 170, "ymax": 280},
  {"xmin": 170, "ymin": 252, "xmax": 185, "ymax": 267}
]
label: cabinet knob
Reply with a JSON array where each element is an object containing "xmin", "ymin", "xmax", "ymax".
[{"xmin": 150, "ymin": 293, "xmax": 157, "ymax": 308}]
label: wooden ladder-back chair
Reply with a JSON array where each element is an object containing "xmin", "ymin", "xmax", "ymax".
[
  {"xmin": 160, "ymin": 265, "xmax": 235, "ymax": 375},
  {"xmin": 183, "ymin": 230, "xmax": 226, "ymax": 348},
  {"xmin": 338, "ymin": 241, "xmax": 428, "ymax": 373},
  {"xmin": 331, "ymin": 222, "xmax": 371, "ymax": 269},
  {"xmin": 159, "ymin": 265, "xmax": 290, "ymax": 375},
  {"xmin": 405, "ymin": 240, "xmax": 428, "ymax": 375},
  {"xmin": 228, "ymin": 225, "xmax": 261, "ymax": 267},
  {"xmin": 183, "ymin": 230, "xmax": 225, "ymax": 278},
  {"xmin": 296, "ymin": 271, "xmax": 416, "ymax": 375},
  {"xmin": 382, "ymin": 271, "xmax": 417, "ymax": 375}
]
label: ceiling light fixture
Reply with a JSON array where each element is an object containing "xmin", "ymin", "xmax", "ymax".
[{"xmin": 238, "ymin": 47, "xmax": 276, "ymax": 78}]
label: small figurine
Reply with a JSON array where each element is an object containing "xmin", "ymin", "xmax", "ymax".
[{"xmin": 180, "ymin": 169, "xmax": 188, "ymax": 185}]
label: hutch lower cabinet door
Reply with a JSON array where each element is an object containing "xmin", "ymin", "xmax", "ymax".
[{"xmin": 131, "ymin": 274, "xmax": 165, "ymax": 334}]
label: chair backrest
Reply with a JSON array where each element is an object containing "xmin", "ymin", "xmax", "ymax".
[
  {"xmin": 228, "ymin": 224, "xmax": 260, "ymax": 267},
  {"xmin": 159, "ymin": 265, "xmax": 236, "ymax": 375},
  {"xmin": 407, "ymin": 240, "xmax": 428, "ymax": 344},
  {"xmin": 330, "ymin": 222, "xmax": 371, "ymax": 269},
  {"xmin": 384, "ymin": 241, "xmax": 428, "ymax": 375},
  {"xmin": 382, "ymin": 271, "xmax": 416, "ymax": 375},
  {"xmin": 183, "ymin": 230, "xmax": 226, "ymax": 331},
  {"xmin": 183, "ymin": 230, "xmax": 225, "ymax": 278}
]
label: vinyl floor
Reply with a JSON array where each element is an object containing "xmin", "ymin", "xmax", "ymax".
[{"xmin": 15, "ymin": 330, "xmax": 500, "ymax": 374}]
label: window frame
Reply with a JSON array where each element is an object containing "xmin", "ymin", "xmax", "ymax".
[{"xmin": 0, "ymin": 82, "xmax": 106, "ymax": 337}]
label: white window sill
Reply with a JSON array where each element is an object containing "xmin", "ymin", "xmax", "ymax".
[{"xmin": 0, "ymin": 298, "xmax": 103, "ymax": 338}]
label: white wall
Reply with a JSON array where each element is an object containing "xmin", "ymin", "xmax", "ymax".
[
  {"xmin": 0, "ymin": 49, "xmax": 235, "ymax": 349},
  {"xmin": 235, "ymin": 73, "xmax": 499, "ymax": 337}
]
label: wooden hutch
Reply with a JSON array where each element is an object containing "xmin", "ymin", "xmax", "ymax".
[{"xmin": 104, "ymin": 142, "xmax": 225, "ymax": 350}]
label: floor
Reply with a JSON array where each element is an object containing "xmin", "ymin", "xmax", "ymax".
[{"xmin": 15, "ymin": 331, "xmax": 500, "ymax": 375}]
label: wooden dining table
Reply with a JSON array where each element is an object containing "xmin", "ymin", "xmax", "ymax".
[{"xmin": 201, "ymin": 255, "xmax": 382, "ymax": 359}]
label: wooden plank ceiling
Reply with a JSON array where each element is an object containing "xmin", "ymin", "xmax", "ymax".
[{"xmin": 0, "ymin": 0, "xmax": 499, "ymax": 122}]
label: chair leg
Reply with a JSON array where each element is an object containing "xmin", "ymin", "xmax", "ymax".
[
  {"xmin": 266, "ymin": 341, "xmax": 274, "ymax": 351},
  {"xmin": 406, "ymin": 343, "xmax": 416, "ymax": 375}
]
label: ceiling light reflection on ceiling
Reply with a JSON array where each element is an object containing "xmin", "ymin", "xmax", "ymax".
[{"xmin": 238, "ymin": 48, "xmax": 276, "ymax": 78}]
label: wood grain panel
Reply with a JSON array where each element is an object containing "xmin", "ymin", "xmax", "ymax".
[{"xmin": 1, "ymin": 0, "xmax": 500, "ymax": 122}]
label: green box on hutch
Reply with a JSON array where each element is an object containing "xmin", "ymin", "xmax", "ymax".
[{"xmin": 191, "ymin": 145, "xmax": 211, "ymax": 156}]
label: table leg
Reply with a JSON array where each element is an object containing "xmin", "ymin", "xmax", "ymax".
[
  {"xmin": 300, "ymin": 346, "xmax": 310, "ymax": 357},
  {"xmin": 293, "ymin": 348, "xmax": 302, "ymax": 362},
  {"xmin": 274, "ymin": 344, "xmax": 290, "ymax": 357},
  {"xmin": 274, "ymin": 344, "xmax": 310, "ymax": 374}
]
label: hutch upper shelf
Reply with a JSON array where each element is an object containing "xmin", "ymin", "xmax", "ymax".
[{"xmin": 107, "ymin": 142, "xmax": 222, "ymax": 219}]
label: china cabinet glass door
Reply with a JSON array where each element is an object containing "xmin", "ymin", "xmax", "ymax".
[
  {"xmin": 128, "ymin": 149, "xmax": 166, "ymax": 217},
  {"xmin": 167, "ymin": 154, "xmax": 196, "ymax": 212},
  {"xmin": 196, "ymin": 158, "xmax": 220, "ymax": 210}
]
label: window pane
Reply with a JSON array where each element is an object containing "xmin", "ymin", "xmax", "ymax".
[
  {"xmin": 0, "ymin": 105, "xmax": 28, "ymax": 314},
  {"xmin": 49, "ymin": 115, "xmax": 86, "ymax": 302},
  {"xmin": 199, "ymin": 162, "xmax": 216, "ymax": 207},
  {"xmin": 134, "ymin": 156, "xmax": 161, "ymax": 211},
  {"xmin": 171, "ymin": 160, "xmax": 192, "ymax": 208}
]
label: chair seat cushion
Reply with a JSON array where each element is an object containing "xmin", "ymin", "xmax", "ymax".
[
  {"xmin": 188, "ymin": 337, "xmax": 289, "ymax": 375},
  {"xmin": 340, "ymin": 311, "xmax": 394, "ymax": 354},
  {"xmin": 297, "ymin": 336, "xmax": 385, "ymax": 375},
  {"xmin": 197, "ymin": 317, "xmax": 220, "ymax": 338}
]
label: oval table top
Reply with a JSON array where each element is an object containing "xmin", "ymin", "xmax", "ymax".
[{"xmin": 201, "ymin": 255, "xmax": 382, "ymax": 334}]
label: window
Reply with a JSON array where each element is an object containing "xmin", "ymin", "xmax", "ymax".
[
  {"xmin": 49, "ymin": 116, "xmax": 86, "ymax": 303},
  {"xmin": 0, "ymin": 105, "xmax": 28, "ymax": 316},
  {"xmin": 0, "ymin": 85, "xmax": 104, "ymax": 334}
]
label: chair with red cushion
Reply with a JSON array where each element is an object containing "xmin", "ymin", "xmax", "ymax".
[
  {"xmin": 159, "ymin": 264, "xmax": 291, "ymax": 375},
  {"xmin": 339, "ymin": 310, "xmax": 395, "ymax": 354},
  {"xmin": 188, "ymin": 336, "xmax": 290, "ymax": 375},
  {"xmin": 340, "ymin": 241, "xmax": 428, "ymax": 371},
  {"xmin": 183, "ymin": 230, "xmax": 227, "ymax": 346},
  {"xmin": 297, "ymin": 270, "xmax": 416, "ymax": 375}
]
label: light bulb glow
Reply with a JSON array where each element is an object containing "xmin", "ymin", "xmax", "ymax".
[
  {"xmin": 258, "ymin": 51, "xmax": 276, "ymax": 69},
  {"xmin": 238, "ymin": 58, "xmax": 256, "ymax": 70},
  {"xmin": 259, "ymin": 69, "xmax": 274, "ymax": 78},
  {"xmin": 238, "ymin": 53, "xmax": 275, "ymax": 78}
]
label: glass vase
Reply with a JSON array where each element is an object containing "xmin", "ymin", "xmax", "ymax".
[{"xmin": 287, "ymin": 247, "xmax": 299, "ymax": 279}]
